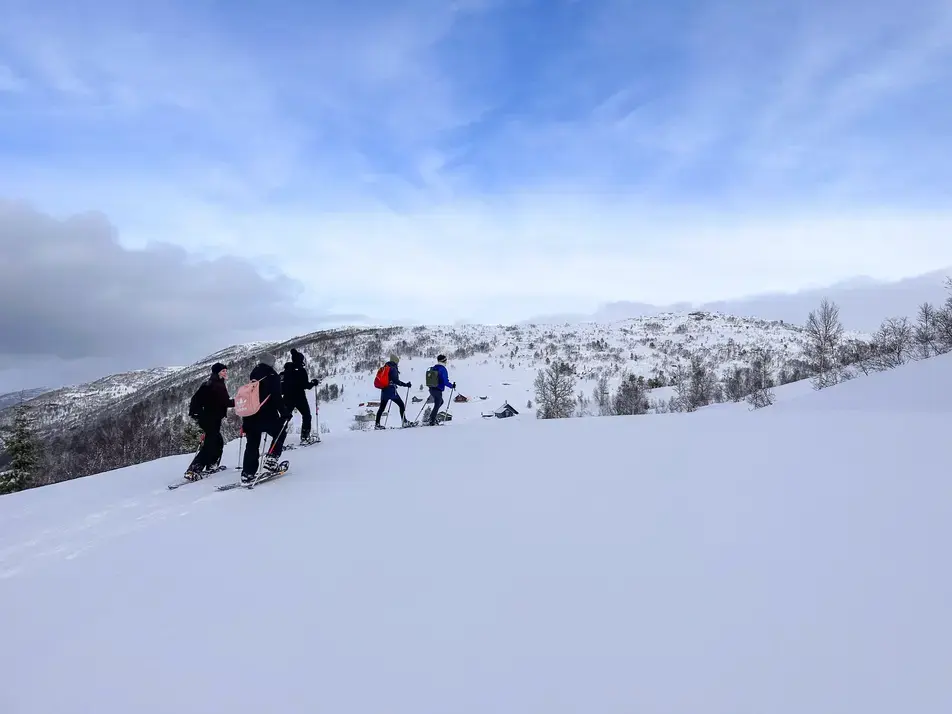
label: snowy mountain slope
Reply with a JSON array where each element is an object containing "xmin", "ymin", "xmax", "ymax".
[
  {"xmin": 0, "ymin": 387, "xmax": 51, "ymax": 411},
  {"xmin": 0, "ymin": 366, "xmax": 181, "ymax": 431},
  {"xmin": 4, "ymin": 312, "xmax": 867, "ymax": 486},
  {"xmin": 1, "ymin": 353, "xmax": 949, "ymax": 713},
  {"xmin": 10, "ymin": 311, "xmax": 834, "ymax": 432}
]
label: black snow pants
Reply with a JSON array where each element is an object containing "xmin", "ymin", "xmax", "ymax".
[
  {"xmin": 289, "ymin": 391, "xmax": 312, "ymax": 440},
  {"xmin": 189, "ymin": 417, "xmax": 224, "ymax": 470},
  {"xmin": 242, "ymin": 420, "xmax": 288, "ymax": 475}
]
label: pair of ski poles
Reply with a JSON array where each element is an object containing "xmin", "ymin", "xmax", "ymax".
[
  {"xmin": 383, "ymin": 385, "xmax": 452, "ymax": 427},
  {"xmin": 401, "ymin": 386, "xmax": 454, "ymax": 426}
]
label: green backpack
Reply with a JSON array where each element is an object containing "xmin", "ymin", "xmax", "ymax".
[{"xmin": 425, "ymin": 368, "xmax": 440, "ymax": 388}]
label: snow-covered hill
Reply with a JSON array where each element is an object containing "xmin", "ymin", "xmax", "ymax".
[
  {"xmin": 6, "ymin": 367, "xmax": 182, "ymax": 426},
  {"xmin": 1, "ymin": 352, "xmax": 948, "ymax": 713},
  {"xmin": 0, "ymin": 312, "xmax": 868, "ymax": 486},
  {"xmin": 0, "ymin": 387, "xmax": 51, "ymax": 411}
]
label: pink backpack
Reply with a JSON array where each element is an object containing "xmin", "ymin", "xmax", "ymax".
[{"xmin": 234, "ymin": 379, "xmax": 270, "ymax": 417}]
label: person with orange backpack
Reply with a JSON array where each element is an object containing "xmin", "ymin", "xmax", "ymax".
[
  {"xmin": 374, "ymin": 353, "xmax": 412, "ymax": 429},
  {"xmin": 237, "ymin": 352, "xmax": 293, "ymax": 482}
]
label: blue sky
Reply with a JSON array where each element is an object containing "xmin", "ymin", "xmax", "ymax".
[{"xmin": 2, "ymin": 0, "xmax": 952, "ymax": 326}]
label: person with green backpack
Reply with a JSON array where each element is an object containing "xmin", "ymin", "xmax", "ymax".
[{"xmin": 425, "ymin": 354, "xmax": 456, "ymax": 426}]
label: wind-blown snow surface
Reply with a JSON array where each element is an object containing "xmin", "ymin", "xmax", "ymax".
[{"xmin": 2, "ymin": 358, "xmax": 951, "ymax": 713}]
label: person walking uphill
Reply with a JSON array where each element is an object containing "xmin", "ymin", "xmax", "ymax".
[
  {"xmin": 186, "ymin": 362, "xmax": 235, "ymax": 479},
  {"xmin": 281, "ymin": 348, "xmax": 321, "ymax": 444},
  {"xmin": 239, "ymin": 352, "xmax": 293, "ymax": 482},
  {"xmin": 425, "ymin": 354, "xmax": 456, "ymax": 426},
  {"xmin": 374, "ymin": 353, "xmax": 412, "ymax": 429}
]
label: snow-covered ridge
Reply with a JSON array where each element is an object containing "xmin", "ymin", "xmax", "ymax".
[
  {"xmin": 1, "ymin": 313, "xmax": 864, "ymax": 486},
  {"xmin": 3, "ymin": 312, "xmax": 829, "ymax": 433},
  {"xmin": 0, "ymin": 387, "xmax": 52, "ymax": 411}
]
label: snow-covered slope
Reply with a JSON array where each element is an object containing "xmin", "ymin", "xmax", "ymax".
[
  {"xmin": 0, "ymin": 312, "xmax": 843, "ymax": 486},
  {"xmin": 0, "ymin": 387, "xmax": 51, "ymax": 411},
  {"xmin": 0, "ymin": 366, "xmax": 181, "ymax": 430},
  {"xmin": 8, "ymin": 311, "xmax": 826, "ymax": 429},
  {"xmin": 1, "ymin": 353, "xmax": 948, "ymax": 713}
]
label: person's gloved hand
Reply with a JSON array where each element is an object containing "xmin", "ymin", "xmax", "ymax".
[
  {"xmin": 451, "ymin": 382, "xmax": 457, "ymax": 389},
  {"xmin": 407, "ymin": 382, "xmax": 412, "ymax": 389},
  {"xmin": 310, "ymin": 378, "xmax": 320, "ymax": 386}
]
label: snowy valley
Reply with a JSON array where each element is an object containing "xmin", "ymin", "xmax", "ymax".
[{"xmin": 0, "ymin": 347, "xmax": 949, "ymax": 713}]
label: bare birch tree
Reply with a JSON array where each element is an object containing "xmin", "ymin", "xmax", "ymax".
[
  {"xmin": 534, "ymin": 361, "xmax": 577, "ymax": 419},
  {"xmin": 805, "ymin": 298, "xmax": 844, "ymax": 389}
]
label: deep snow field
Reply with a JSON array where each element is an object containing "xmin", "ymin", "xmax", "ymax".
[{"xmin": 1, "ymin": 355, "xmax": 950, "ymax": 713}]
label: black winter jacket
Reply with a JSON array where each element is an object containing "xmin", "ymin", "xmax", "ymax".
[
  {"xmin": 242, "ymin": 363, "xmax": 291, "ymax": 429},
  {"xmin": 281, "ymin": 361, "xmax": 314, "ymax": 399},
  {"xmin": 193, "ymin": 374, "xmax": 234, "ymax": 424}
]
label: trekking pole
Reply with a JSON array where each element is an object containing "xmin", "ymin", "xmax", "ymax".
[
  {"xmin": 441, "ymin": 388, "xmax": 455, "ymax": 424},
  {"xmin": 314, "ymin": 388, "xmax": 321, "ymax": 443},
  {"xmin": 235, "ymin": 428, "xmax": 244, "ymax": 470},
  {"xmin": 414, "ymin": 398, "xmax": 428, "ymax": 423},
  {"xmin": 268, "ymin": 418, "xmax": 291, "ymax": 457}
]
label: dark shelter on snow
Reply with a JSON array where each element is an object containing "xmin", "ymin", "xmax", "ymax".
[{"xmin": 494, "ymin": 402, "xmax": 519, "ymax": 419}]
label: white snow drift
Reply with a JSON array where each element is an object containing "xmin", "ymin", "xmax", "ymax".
[{"xmin": 1, "ymin": 355, "xmax": 950, "ymax": 713}]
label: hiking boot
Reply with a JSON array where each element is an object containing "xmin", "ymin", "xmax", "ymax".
[
  {"xmin": 240, "ymin": 471, "xmax": 256, "ymax": 484},
  {"xmin": 263, "ymin": 455, "xmax": 279, "ymax": 472}
]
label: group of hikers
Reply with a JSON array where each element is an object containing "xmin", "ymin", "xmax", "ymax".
[
  {"xmin": 371, "ymin": 353, "xmax": 457, "ymax": 429},
  {"xmin": 186, "ymin": 349, "xmax": 455, "ymax": 483}
]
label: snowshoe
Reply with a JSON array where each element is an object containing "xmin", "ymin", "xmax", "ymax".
[
  {"xmin": 245, "ymin": 460, "xmax": 289, "ymax": 488},
  {"xmin": 169, "ymin": 465, "xmax": 226, "ymax": 489}
]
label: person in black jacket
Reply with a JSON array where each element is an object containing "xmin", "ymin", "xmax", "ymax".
[
  {"xmin": 281, "ymin": 348, "xmax": 320, "ymax": 444},
  {"xmin": 186, "ymin": 362, "xmax": 235, "ymax": 479},
  {"xmin": 241, "ymin": 352, "xmax": 293, "ymax": 481}
]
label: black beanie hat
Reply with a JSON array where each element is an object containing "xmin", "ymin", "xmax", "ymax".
[
  {"xmin": 291, "ymin": 348, "xmax": 305, "ymax": 364},
  {"xmin": 211, "ymin": 362, "xmax": 227, "ymax": 375}
]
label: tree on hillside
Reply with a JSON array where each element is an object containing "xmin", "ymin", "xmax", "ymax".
[
  {"xmin": 182, "ymin": 418, "xmax": 204, "ymax": 453},
  {"xmin": 1, "ymin": 403, "xmax": 41, "ymax": 494},
  {"xmin": 871, "ymin": 316, "xmax": 914, "ymax": 370},
  {"xmin": 575, "ymin": 390, "xmax": 592, "ymax": 417},
  {"xmin": 746, "ymin": 348, "xmax": 776, "ymax": 409},
  {"xmin": 592, "ymin": 373, "xmax": 611, "ymax": 416},
  {"xmin": 672, "ymin": 354, "xmax": 717, "ymax": 411},
  {"xmin": 612, "ymin": 373, "xmax": 650, "ymax": 415},
  {"xmin": 934, "ymin": 278, "xmax": 952, "ymax": 353},
  {"xmin": 805, "ymin": 298, "xmax": 844, "ymax": 389},
  {"xmin": 914, "ymin": 303, "xmax": 942, "ymax": 359},
  {"xmin": 534, "ymin": 361, "xmax": 577, "ymax": 419}
]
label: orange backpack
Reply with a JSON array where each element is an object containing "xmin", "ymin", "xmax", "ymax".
[{"xmin": 373, "ymin": 364, "xmax": 390, "ymax": 389}]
